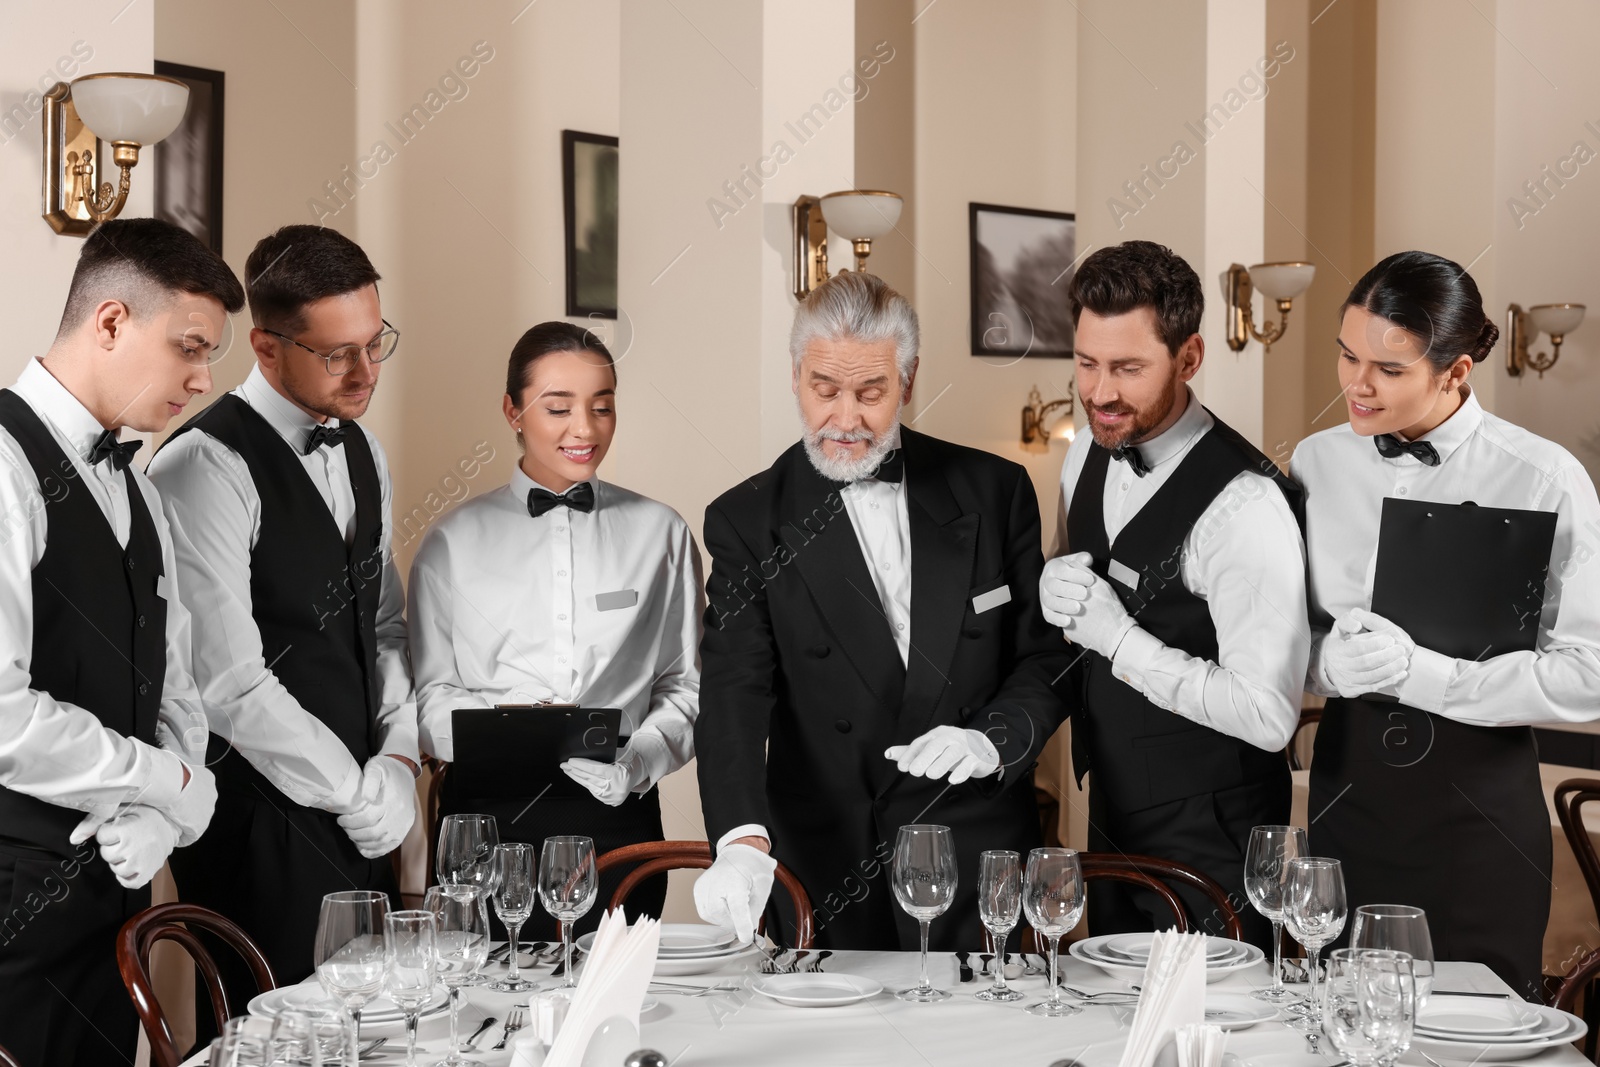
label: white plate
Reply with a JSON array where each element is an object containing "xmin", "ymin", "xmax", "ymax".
[
  {"xmin": 1417, "ymin": 995, "xmax": 1545, "ymax": 1037},
  {"xmin": 1069, "ymin": 935, "xmax": 1264, "ymax": 985},
  {"xmin": 655, "ymin": 924, "xmax": 739, "ymax": 957},
  {"xmin": 247, "ymin": 981, "xmax": 447, "ymax": 1023},
  {"xmin": 1202, "ymin": 994, "xmax": 1278, "ymax": 1030},
  {"xmin": 575, "ymin": 928, "xmax": 747, "ymax": 962},
  {"xmin": 1413, "ymin": 1006, "xmax": 1586, "ymax": 1062},
  {"xmin": 654, "ymin": 943, "xmax": 760, "ymax": 976},
  {"xmin": 1417, "ymin": 1006, "xmax": 1569, "ymax": 1044},
  {"xmin": 751, "ymin": 972, "xmax": 882, "ymax": 1007},
  {"xmin": 1101, "ymin": 933, "xmax": 1237, "ymax": 964}
]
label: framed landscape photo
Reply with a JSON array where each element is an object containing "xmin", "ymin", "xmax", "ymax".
[
  {"xmin": 152, "ymin": 61, "xmax": 224, "ymax": 254},
  {"xmin": 562, "ymin": 129, "xmax": 619, "ymax": 319},
  {"xmin": 969, "ymin": 202, "xmax": 1076, "ymax": 358}
]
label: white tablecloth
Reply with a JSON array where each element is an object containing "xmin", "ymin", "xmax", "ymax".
[{"xmin": 184, "ymin": 946, "xmax": 1589, "ymax": 1067}]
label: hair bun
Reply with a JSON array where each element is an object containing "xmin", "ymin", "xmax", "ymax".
[{"xmin": 1471, "ymin": 318, "xmax": 1500, "ymax": 363}]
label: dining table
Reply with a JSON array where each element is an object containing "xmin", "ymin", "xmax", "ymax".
[{"xmin": 184, "ymin": 941, "xmax": 1588, "ymax": 1067}]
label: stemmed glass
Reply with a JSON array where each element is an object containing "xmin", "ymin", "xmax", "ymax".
[
  {"xmin": 426, "ymin": 884, "xmax": 491, "ymax": 1065},
  {"xmin": 491, "ymin": 842, "xmax": 539, "ymax": 992},
  {"xmin": 437, "ymin": 814, "xmax": 499, "ymax": 986},
  {"xmin": 539, "ymin": 835, "xmax": 597, "ymax": 989},
  {"xmin": 890, "ymin": 824, "xmax": 959, "ymax": 1003},
  {"xmin": 1351, "ymin": 904, "xmax": 1435, "ymax": 1003},
  {"xmin": 1283, "ymin": 857, "xmax": 1347, "ymax": 1026},
  {"xmin": 1323, "ymin": 948, "xmax": 1418, "ymax": 1067},
  {"xmin": 268, "ymin": 1011, "xmax": 320, "ymax": 1066},
  {"xmin": 1244, "ymin": 824, "xmax": 1308, "ymax": 1002},
  {"xmin": 1023, "ymin": 847, "xmax": 1085, "ymax": 1018},
  {"xmin": 974, "ymin": 850, "xmax": 1024, "ymax": 1003},
  {"xmin": 212, "ymin": 1016, "xmax": 272, "ymax": 1066},
  {"xmin": 384, "ymin": 910, "xmax": 439, "ymax": 1067},
  {"xmin": 313, "ymin": 890, "xmax": 389, "ymax": 1043}
]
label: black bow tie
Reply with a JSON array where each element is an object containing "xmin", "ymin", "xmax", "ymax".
[
  {"xmin": 89, "ymin": 430, "xmax": 142, "ymax": 472},
  {"xmin": 304, "ymin": 423, "xmax": 346, "ymax": 455},
  {"xmin": 527, "ymin": 481, "xmax": 596, "ymax": 518},
  {"xmin": 870, "ymin": 449, "xmax": 904, "ymax": 484},
  {"xmin": 1111, "ymin": 443, "xmax": 1150, "ymax": 477},
  {"xmin": 1374, "ymin": 433, "xmax": 1440, "ymax": 467}
]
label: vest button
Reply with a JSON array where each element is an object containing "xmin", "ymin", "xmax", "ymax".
[
  {"xmin": 811, "ymin": 644, "xmax": 830, "ymax": 658},
  {"xmin": 965, "ymin": 626, "xmax": 982, "ymax": 639},
  {"xmin": 137, "ymin": 683, "xmax": 149, "ymax": 696},
  {"xmin": 834, "ymin": 719, "xmax": 852, "ymax": 733},
  {"xmin": 125, "ymin": 557, "xmax": 135, "ymax": 569},
  {"xmin": 137, "ymin": 615, "xmax": 146, "ymax": 628}
]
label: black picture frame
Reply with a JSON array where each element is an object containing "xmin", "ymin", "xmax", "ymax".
[
  {"xmin": 969, "ymin": 202, "xmax": 1076, "ymax": 358},
  {"xmin": 152, "ymin": 61, "xmax": 224, "ymax": 255},
  {"xmin": 562, "ymin": 129, "xmax": 619, "ymax": 319}
]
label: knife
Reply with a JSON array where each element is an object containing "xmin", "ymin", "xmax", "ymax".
[
  {"xmin": 957, "ymin": 951, "xmax": 975, "ymax": 983},
  {"xmin": 1430, "ymin": 989, "xmax": 1511, "ymax": 999}
]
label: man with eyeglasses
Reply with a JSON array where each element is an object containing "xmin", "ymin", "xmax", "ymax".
[{"xmin": 148, "ymin": 226, "xmax": 418, "ymax": 1040}]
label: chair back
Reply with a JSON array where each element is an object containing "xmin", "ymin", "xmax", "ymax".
[
  {"xmin": 1287, "ymin": 706, "xmax": 1321, "ymax": 771},
  {"xmin": 1556, "ymin": 778, "xmax": 1600, "ymax": 920},
  {"xmin": 0, "ymin": 1043, "xmax": 19, "ymax": 1067},
  {"xmin": 1082, "ymin": 852, "xmax": 1246, "ymax": 940}
]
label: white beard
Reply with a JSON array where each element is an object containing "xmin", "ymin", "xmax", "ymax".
[{"xmin": 800, "ymin": 406, "xmax": 902, "ymax": 483}]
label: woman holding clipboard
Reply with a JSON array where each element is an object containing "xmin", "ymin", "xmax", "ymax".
[
  {"xmin": 409, "ymin": 322, "xmax": 703, "ymax": 936},
  {"xmin": 1290, "ymin": 251, "xmax": 1600, "ymax": 1000}
]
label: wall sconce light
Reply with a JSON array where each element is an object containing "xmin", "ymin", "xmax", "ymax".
[
  {"xmin": 1506, "ymin": 302, "xmax": 1585, "ymax": 379},
  {"xmin": 1224, "ymin": 261, "xmax": 1315, "ymax": 353},
  {"xmin": 1021, "ymin": 384, "xmax": 1075, "ymax": 454},
  {"xmin": 42, "ymin": 73, "xmax": 190, "ymax": 235},
  {"xmin": 792, "ymin": 190, "xmax": 903, "ymax": 300}
]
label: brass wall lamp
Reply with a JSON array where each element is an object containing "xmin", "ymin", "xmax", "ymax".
[
  {"xmin": 1224, "ymin": 261, "xmax": 1315, "ymax": 353},
  {"xmin": 792, "ymin": 190, "xmax": 904, "ymax": 300},
  {"xmin": 1505, "ymin": 303, "xmax": 1585, "ymax": 379},
  {"xmin": 1021, "ymin": 384, "xmax": 1075, "ymax": 454}
]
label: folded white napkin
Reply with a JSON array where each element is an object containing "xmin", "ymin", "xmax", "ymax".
[
  {"xmin": 544, "ymin": 909, "xmax": 661, "ymax": 1067},
  {"xmin": 1174, "ymin": 1023, "xmax": 1226, "ymax": 1067},
  {"xmin": 1116, "ymin": 930, "xmax": 1208, "ymax": 1067}
]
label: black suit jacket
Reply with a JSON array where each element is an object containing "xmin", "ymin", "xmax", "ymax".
[{"xmin": 695, "ymin": 428, "xmax": 1071, "ymax": 949}]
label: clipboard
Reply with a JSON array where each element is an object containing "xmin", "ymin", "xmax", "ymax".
[
  {"xmin": 451, "ymin": 705, "xmax": 622, "ymax": 800},
  {"xmin": 1370, "ymin": 497, "xmax": 1557, "ymax": 663}
]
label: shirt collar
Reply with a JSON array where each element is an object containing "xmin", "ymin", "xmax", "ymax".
[
  {"xmin": 238, "ymin": 364, "xmax": 341, "ymax": 453},
  {"xmin": 11, "ymin": 358, "xmax": 113, "ymax": 463},
  {"xmin": 1128, "ymin": 386, "xmax": 1212, "ymax": 470},
  {"xmin": 509, "ymin": 464, "xmax": 599, "ymax": 505},
  {"xmin": 1405, "ymin": 385, "xmax": 1482, "ymax": 466}
]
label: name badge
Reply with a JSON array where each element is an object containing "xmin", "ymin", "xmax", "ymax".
[
  {"xmin": 595, "ymin": 589, "xmax": 639, "ymax": 612},
  {"xmin": 1108, "ymin": 559, "xmax": 1140, "ymax": 589},
  {"xmin": 156, "ymin": 573, "xmax": 175, "ymax": 602},
  {"xmin": 971, "ymin": 585, "xmax": 1011, "ymax": 614}
]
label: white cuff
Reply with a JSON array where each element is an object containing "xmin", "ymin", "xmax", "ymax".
[
  {"xmin": 623, "ymin": 733, "xmax": 673, "ymax": 792},
  {"xmin": 716, "ymin": 824, "xmax": 770, "ymax": 854},
  {"xmin": 1109, "ymin": 625, "xmax": 1162, "ymax": 692},
  {"xmin": 1393, "ymin": 646, "xmax": 1453, "ymax": 714},
  {"xmin": 136, "ymin": 747, "xmax": 189, "ymax": 812}
]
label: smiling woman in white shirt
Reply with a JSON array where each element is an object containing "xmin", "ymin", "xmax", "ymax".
[
  {"xmin": 409, "ymin": 322, "xmax": 703, "ymax": 937},
  {"xmin": 1291, "ymin": 250, "xmax": 1600, "ymax": 1001}
]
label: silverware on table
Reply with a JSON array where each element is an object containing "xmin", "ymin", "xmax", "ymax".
[
  {"xmin": 1018, "ymin": 952, "xmax": 1045, "ymax": 977},
  {"xmin": 759, "ymin": 947, "xmax": 791, "ymax": 974},
  {"xmin": 491, "ymin": 1006, "xmax": 526, "ymax": 1051},
  {"xmin": 786, "ymin": 950, "xmax": 810, "ymax": 973},
  {"xmin": 1059, "ymin": 984, "xmax": 1138, "ymax": 1002},
  {"xmin": 957, "ymin": 951, "xmax": 975, "ymax": 983},
  {"xmin": 807, "ymin": 950, "xmax": 833, "ymax": 972},
  {"xmin": 357, "ymin": 1037, "xmax": 386, "ymax": 1059},
  {"xmin": 976, "ymin": 952, "xmax": 993, "ymax": 978},
  {"xmin": 462, "ymin": 1015, "xmax": 497, "ymax": 1051},
  {"xmin": 1430, "ymin": 989, "xmax": 1511, "ymax": 999},
  {"xmin": 551, "ymin": 944, "xmax": 585, "ymax": 979}
]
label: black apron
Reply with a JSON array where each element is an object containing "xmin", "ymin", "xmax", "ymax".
[{"xmin": 1310, "ymin": 697, "xmax": 1550, "ymax": 1001}]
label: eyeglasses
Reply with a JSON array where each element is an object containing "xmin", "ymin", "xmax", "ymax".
[{"xmin": 264, "ymin": 319, "xmax": 400, "ymax": 376}]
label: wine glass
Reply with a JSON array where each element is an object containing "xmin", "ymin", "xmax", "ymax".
[
  {"xmin": 1323, "ymin": 948, "xmax": 1417, "ymax": 1067},
  {"xmin": 539, "ymin": 835, "xmax": 597, "ymax": 989},
  {"xmin": 1023, "ymin": 847, "xmax": 1085, "ymax": 1018},
  {"xmin": 491, "ymin": 842, "xmax": 539, "ymax": 992},
  {"xmin": 426, "ymin": 884, "xmax": 491, "ymax": 1065},
  {"xmin": 890, "ymin": 824, "xmax": 958, "ymax": 1002},
  {"xmin": 212, "ymin": 1016, "xmax": 272, "ymax": 1066},
  {"xmin": 313, "ymin": 890, "xmax": 389, "ymax": 1042},
  {"xmin": 302, "ymin": 1008, "xmax": 357, "ymax": 1067},
  {"xmin": 1244, "ymin": 824, "xmax": 1307, "ymax": 1002},
  {"xmin": 1350, "ymin": 904, "xmax": 1435, "ymax": 1003},
  {"xmin": 1283, "ymin": 857, "xmax": 1347, "ymax": 1026},
  {"xmin": 268, "ymin": 1011, "xmax": 320, "ymax": 1066},
  {"xmin": 974, "ymin": 850, "xmax": 1024, "ymax": 1003},
  {"xmin": 437, "ymin": 813, "xmax": 498, "ymax": 986},
  {"xmin": 383, "ymin": 910, "xmax": 438, "ymax": 1067}
]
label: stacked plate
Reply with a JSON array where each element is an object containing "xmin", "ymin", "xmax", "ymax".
[
  {"xmin": 1069, "ymin": 932, "xmax": 1264, "ymax": 985},
  {"xmin": 247, "ymin": 978, "xmax": 448, "ymax": 1023},
  {"xmin": 1412, "ymin": 995, "xmax": 1586, "ymax": 1063},
  {"xmin": 576, "ymin": 923, "xmax": 758, "ymax": 976}
]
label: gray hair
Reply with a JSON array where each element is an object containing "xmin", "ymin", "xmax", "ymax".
[{"xmin": 789, "ymin": 271, "xmax": 919, "ymax": 380}]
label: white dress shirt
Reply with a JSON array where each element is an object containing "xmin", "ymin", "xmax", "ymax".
[
  {"xmin": 1053, "ymin": 388, "xmax": 1310, "ymax": 752},
  {"xmin": 839, "ymin": 449, "xmax": 912, "ymax": 666},
  {"xmin": 0, "ymin": 358, "xmax": 206, "ymax": 823},
  {"xmin": 408, "ymin": 467, "xmax": 703, "ymax": 775},
  {"xmin": 146, "ymin": 365, "xmax": 417, "ymax": 813},
  {"xmin": 1291, "ymin": 385, "xmax": 1600, "ymax": 725}
]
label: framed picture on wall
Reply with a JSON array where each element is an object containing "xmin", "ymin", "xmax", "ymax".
[
  {"xmin": 562, "ymin": 129, "xmax": 619, "ymax": 319},
  {"xmin": 152, "ymin": 61, "xmax": 224, "ymax": 254},
  {"xmin": 969, "ymin": 202, "xmax": 1076, "ymax": 358}
]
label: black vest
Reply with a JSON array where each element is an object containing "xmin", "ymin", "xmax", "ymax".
[
  {"xmin": 1065, "ymin": 412, "xmax": 1303, "ymax": 814},
  {"xmin": 165, "ymin": 394, "xmax": 383, "ymax": 789},
  {"xmin": 0, "ymin": 390, "xmax": 166, "ymax": 855}
]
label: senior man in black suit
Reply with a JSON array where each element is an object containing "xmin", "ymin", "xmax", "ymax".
[{"xmin": 693, "ymin": 271, "xmax": 1071, "ymax": 951}]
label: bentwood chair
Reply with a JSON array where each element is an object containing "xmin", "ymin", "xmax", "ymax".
[
  {"xmin": 595, "ymin": 840, "xmax": 816, "ymax": 949},
  {"xmin": 1287, "ymin": 705, "xmax": 1322, "ymax": 771},
  {"xmin": 117, "ymin": 902, "xmax": 277, "ymax": 1067},
  {"xmin": 0, "ymin": 1043, "xmax": 19, "ymax": 1067},
  {"xmin": 1553, "ymin": 944, "xmax": 1600, "ymax": 1061},
  {"xmin": 1553, "ymin": 778, "xmax": 1600, "ymax": 1057}
]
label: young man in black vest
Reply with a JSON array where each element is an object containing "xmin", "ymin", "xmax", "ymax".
[
  {"xmin": 0, "ymin": 217, "xmax": 240, "ymax": 1065},
  {"xmin": 149, "ymin": 226, "xmax": 417, "ymax": 1033},
  {"xmin": 1043, "ymin": 241, "xmax": 1309, "ymax": 950}
]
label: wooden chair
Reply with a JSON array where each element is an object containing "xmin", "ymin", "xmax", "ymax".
[
  {"xmin": 1553, "ymin": 944, "xmax": 1600, "ymax": 1061},
  {"xmin": 1552, "ymin": 779, "xmax": 1600, "ymax": 1058},
  {"xmin": 422, "ymin": 754, "xmax": 450, "ymax": 888},
  {"xmin": 1081, "ymin": 852, "xmax": 1246, "ymax": 940},
  {"xmin": 595, "ymin": 840, "xmax": 816, "ymax": 949},
  {"xmin": 1287, "ymin": 705, "xmax": 1322, "ymax": 771},
  {"xmin": 117, "ymin": 902, "xmax": 277, "ymax": 1067},
  {"xmin": 0, "ymin": 1043, "xmax": 20, "ymax": 1067}
]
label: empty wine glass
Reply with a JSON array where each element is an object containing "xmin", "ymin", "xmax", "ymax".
[
  {"xmin": 212, "ymin": 1016, "xmax": 272, "ymax": 1066},
  {"xmin": 313, "ymin": 889, "xmax": 389, "ymax": 1042},
  {"xmin": 1323, "ymin": 948, "xmax": 1417, "ymax": 1067},
  {"xmin": 437, "ymin": 813, "xmax": 498, "ymax": 985},
  {"xmin": 975, "ymin": 850, "xmax": 1024, "ymax": 1003},
  {"xmin": 539, "ymin": 835, "xmax": 597, "ymax": 989},
  {"xmin": 891, "ymin": 824, "xmax": 958, "ymax": 1002},
  {"xmin": 426, "ymin": 884, "xmax": 491, "ymax": 1065},
  {"xmin": 1023, "ymin": 847, "xmax": 1085, "ymax": 1018},
  {"xmin": 491, "ymin": 842, "xmax": 539, "ymax": 992},
  {"xmin": 1244, "ymin": 824, "xmax": 1307, "ymax": 1002},
  {"xmin": 1350, "ymin": 904, "xmax": 1435, "ymax": 1003},
  {"xmin": 268, "ymin": 1011, "xmax": 320, "ymax": 1066},
  {"xmin": 383, "ymin": 910, "xmax": 438, "ymax": 1067},
  {"xmin": 1283, "ymin": 856, "xmax": 1347, "ymax": 1026}
]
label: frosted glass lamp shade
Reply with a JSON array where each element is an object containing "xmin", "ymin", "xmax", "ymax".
[
  {"xmin": 70, "ymin": 73, "xmax": 189, "ymax": 145},
  {"xmin": 819, "ymin": 191, "xmax": 903, "ymax": 240},
  {"xmin": 1249, "ymin": 262, "xmax": 1315, "ymax": 301},
  {"xmin": 1528, "ymin": 303, "xmax": 1585, "ymax": 338}
]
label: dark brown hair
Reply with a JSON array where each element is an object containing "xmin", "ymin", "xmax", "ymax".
[
  {"xmin": 505, "ymin": 321, "xmax": 616, "ymax": 401},
  {"xmin": 1066, "ymin": 240, "xmax": 1204, "ymax": 356},
  {"xmin": 244, "ymin": 225, "xmax": 380, "ymax": 334},
  {"xmin": 1343, "ymin": 250, "xmax": 1499, "ymax": 370},
  {"xmin": 57, "ymin": 217, "xmax": 244, "ymax": 338}
]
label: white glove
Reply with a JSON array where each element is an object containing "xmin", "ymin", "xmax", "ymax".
[
  {"xmin": 162, "ymin": 762, "xmax": 217, "ymax": 847},
  {"xmin": 1319, "ymin": 608, "xmax": 1416, "ymax": 697},
  {"xmin": 561, "ymin": 736, "xmax": 666, "ymax": 807},
  {"xmin": 1040, "ymin": 552, "xmax": 1136, "ymax": 658},
  {"xmin": 81, "ymin": 806, "xmax": 178, "ymax": 889},
  {"xmin": 336, "ymin": 756, "xmax": 417, "ymax": 859},
  {"xmin": 884, "ymin": 725, "xmax": 1000, "ymax": 784},
  {"xmin": 693, "ymin": 842, "xmax": 776, "ymax": 945}
]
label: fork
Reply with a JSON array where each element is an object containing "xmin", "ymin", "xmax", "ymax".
[
  {"xmin": 758, "ymin": 946, "xmax": 791, "ymax": 974},
  {"xmin": 786, "ymin": 950, "xmax": 811, "ymax": 973},
  {"xmin": 807, "ymin": 950, "xmax": 834, "ymax": 972},
  {"xmin": 491, "ymin": 1006, "xmax": 526, "ymax": 1051},
  {"xmin": 1060, "ymin": 984, "xmax": 1139, "ymax": 1002}
]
